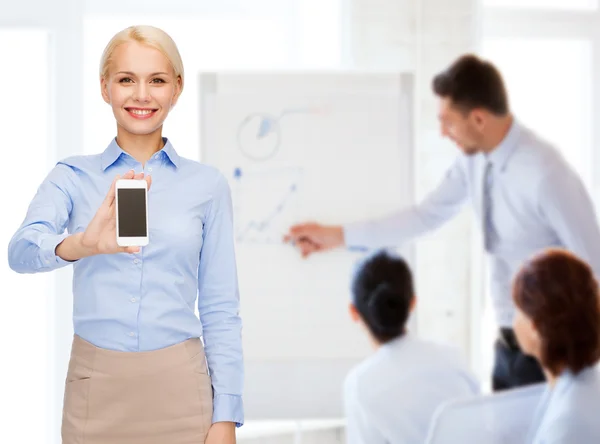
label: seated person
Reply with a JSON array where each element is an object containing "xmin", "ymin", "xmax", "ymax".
[
  {"xmin": 513, "ymin": 248, "xmax": 600, "ymax": 444},
  {"xmin": 344, "ymin": 251, "xmax": 479, "ymax": 444}
]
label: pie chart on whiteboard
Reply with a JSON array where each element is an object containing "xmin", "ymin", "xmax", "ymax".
[{"xmin": 236, "ymin": 113, "xmax": 281, "ymax": 161}]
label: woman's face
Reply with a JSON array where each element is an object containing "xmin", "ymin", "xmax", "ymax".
[
  {"xmin": 101, "ymin": 41, "xmax": 181, "ymax": 138},
  {"xmin": 513, "ymin": 306, "xmax": 541, "ymax": 360}
]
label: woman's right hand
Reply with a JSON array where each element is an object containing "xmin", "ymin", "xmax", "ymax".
[{"xmin": 80, "ymin": 169, "xmax": 152, "ymax": 256}]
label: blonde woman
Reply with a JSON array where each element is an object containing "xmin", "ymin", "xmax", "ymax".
[{"xmin": 8, "ymin": 26, "xmax": 242, "ymax": 444}]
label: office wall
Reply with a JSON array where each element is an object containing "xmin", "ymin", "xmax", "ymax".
[{"xmin": 346, "ymin": 0, "xmax": 482, "ymax": 371}]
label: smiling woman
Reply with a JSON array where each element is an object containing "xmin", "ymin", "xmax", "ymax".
[
  {"xmin": 99, "ymin": 28, "xmax": 183, "ymax": 161},
  {"xmin": 82, "ymin": 17, "xmax": 293, "ymax": 161},
  {"xmin": 8, "ymin": 25, "xmax": 243, "ymax": 444}
]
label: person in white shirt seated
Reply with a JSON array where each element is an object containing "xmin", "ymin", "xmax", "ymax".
[
  {"xmin": 343, "ymin": 251, "xmax": 479, "ymax": 444},
  {"xmin": 512, "ymin": 248, "xmax": 600, "ymax": 444}
]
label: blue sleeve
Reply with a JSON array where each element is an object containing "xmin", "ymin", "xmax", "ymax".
[
  {"xmin": 7, "ymin": 163, "xmax": 78, "ymax": 273},
  {"xmin": 197, "ymin": 173, "xmax": 244, "ymax": 426}
]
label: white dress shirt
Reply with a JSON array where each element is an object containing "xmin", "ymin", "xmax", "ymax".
[
  {"xmin": 344, "ymin": 335, "xmax": 479, "ymax": 444},
  {"xmin": 526, "ymin": 365, "xmax": 600, "ymax": 444},
  {"xmin": 344, "ymin": 120, "xmax": 600, "ymax": 326}
]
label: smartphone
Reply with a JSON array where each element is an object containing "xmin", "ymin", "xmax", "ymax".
[{"xmin": 115, "ymin": 179, "xmax": 149, "ymax": 247}]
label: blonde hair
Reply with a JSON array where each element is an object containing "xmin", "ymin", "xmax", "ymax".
[{"xmin": 100, "ymin": 25, "xmax": 184, "ymax": 91}]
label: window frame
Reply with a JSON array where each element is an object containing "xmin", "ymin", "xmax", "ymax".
[{"xmin": 0, "ymin": 27, "xmax": 55, "ymax": 444}]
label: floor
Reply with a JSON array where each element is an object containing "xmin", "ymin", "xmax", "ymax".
[{"xmin": 237, "ymin": 419, "xmax": 346, "ymax": 444}]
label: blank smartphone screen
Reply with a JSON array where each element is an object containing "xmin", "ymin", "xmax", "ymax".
[{"xmin": 117, "ymin": 188, "xmax": 147, "ymax": 237}]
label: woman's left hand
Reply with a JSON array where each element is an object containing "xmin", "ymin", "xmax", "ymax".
[{"xmin": 205, "ymin": 422, "xmax": 236, "ymax": 444}]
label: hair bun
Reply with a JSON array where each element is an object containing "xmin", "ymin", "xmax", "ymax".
[
  {"xmin": 369, "ymin": 282, "xmax": 395, "ymax": 304},
  {"xmin": 367, "ymin": 282, "xmax": 402, "ymax": 332},
  {"xmin": 351, "ymin": 250, "xmax": 414, "ymax": 342}
]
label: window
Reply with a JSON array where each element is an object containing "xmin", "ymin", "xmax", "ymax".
[
  {"xmin": 294, "ymin": 0, "xmax": 342, "ymax": 67},
  {"xmin": 484, "ymin": 0, "xmax": 597, "ymax": 10},
  {"xmin": 0, "ymin": 29, "xmax": 53, "ymax": 444},
  {"xmin": 482, "ymin": 38, "xmax": 593, "ymax": 187}
]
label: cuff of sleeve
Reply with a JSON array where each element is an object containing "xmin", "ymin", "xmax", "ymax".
[
  {"xmin": 212, "ymin": 394, "xmax": 244, "ymax": 427},
  {"xmin": 38, "ymin": 233, "xmax": 73, "ymax": 269},
  {"xmin": 342, "ymin": 222, "xmax": 370, "ymax": 251}
]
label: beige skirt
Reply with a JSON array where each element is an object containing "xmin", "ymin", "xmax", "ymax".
[{"xmin": 61, "ymin": 335, "xmax": 213, "ymax": 444}]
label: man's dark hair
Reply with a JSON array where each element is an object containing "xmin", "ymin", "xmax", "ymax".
[{"xmin": 432, "ymin": 54, "xmax": 509, "ymax": 116}]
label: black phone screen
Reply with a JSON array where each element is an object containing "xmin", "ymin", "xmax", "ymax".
[{"xmin": 117, "ymin": 188, "xmax": 147, "ymax": 237}]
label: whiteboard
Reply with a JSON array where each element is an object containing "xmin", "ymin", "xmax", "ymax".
[{"xmin": 199, "ymin": 72, "xmax": 415, "ymax": 418}]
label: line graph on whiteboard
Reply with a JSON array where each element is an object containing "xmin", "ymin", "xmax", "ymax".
[
  {"xmin": 230, "ymin": 105, "xmax": 327, "ymax": 244},
  {"xmin": 231, "ymin": 166, "xmax": 304, "ymax": 244},
  {"xmin": 236, "ymin": 105, "xmax": 327, "ymax": 162}
]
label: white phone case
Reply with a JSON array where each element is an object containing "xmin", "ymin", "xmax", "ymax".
[{"xmin": 115, "ymin": 179, "xmax": 149, "ymax": 247}]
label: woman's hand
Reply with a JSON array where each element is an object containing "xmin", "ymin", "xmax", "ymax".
[
  {"xmin": 205, "ymin": 422, "xmax": 236, "ymax": 444},
  {"xmin": 56, "ymin": 170, "xmax": 151, "ymax": 261},
  {"xmin": 81, "ymin": 169, "xmax": 151, "ymax": 255}
]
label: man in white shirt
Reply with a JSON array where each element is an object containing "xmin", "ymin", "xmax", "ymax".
[{"xmin": 284, "ymin": 54, "xmax": 600, "ymax": 391}]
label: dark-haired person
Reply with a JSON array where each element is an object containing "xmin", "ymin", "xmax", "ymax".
[
  {"xmin": 344, "ymin": 251, "xmax": 478, "ymax": 444},
  {"xmin": 285, "ymin": 54, "xmax": 600, "ymax": 391},
  {"xmin": 512, "ymin": 249, "xmax": 600, "ymax": 444}
]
